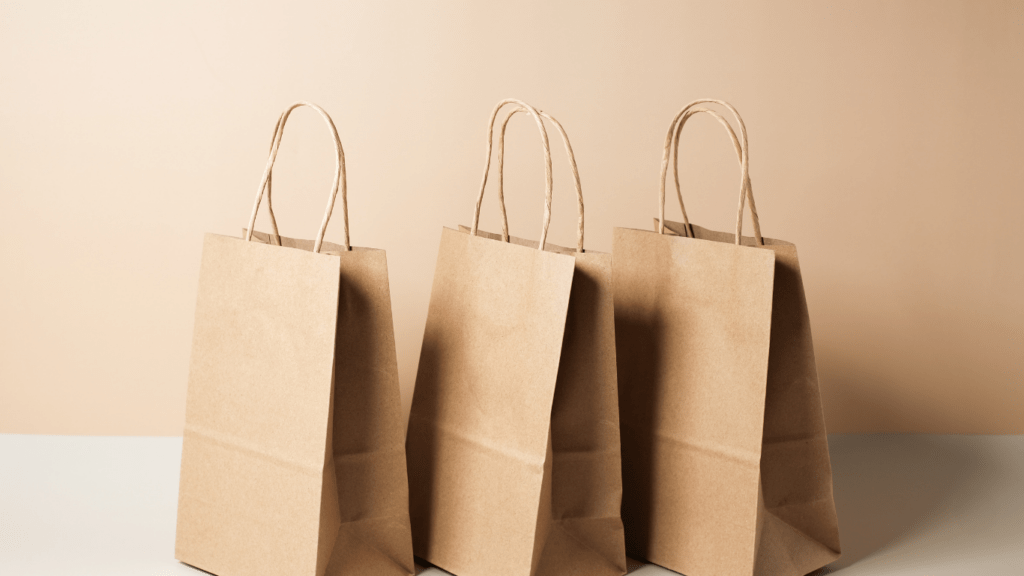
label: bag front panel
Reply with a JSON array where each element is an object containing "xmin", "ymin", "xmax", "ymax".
[
  {"xmin": 613, "ymin": 227, "xmax": 775, "ymax": 576},
  {"xmin": 248, "ymin": 231, "xmax": 417, "ymax": 575},
  {"xmin": 453, "ymin": 228, "xmax": 628, "ymax": 576},
  {"xmin": 176, "ymin": 233, "xmax": 342, "ymax": 576},
  {"xmin": 406, "ymin": 228, "xmax": 575, "ymax": 576}
]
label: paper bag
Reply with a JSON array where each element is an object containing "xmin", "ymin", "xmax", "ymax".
[
  {"xmin": 175, "ymin": 102, "xmax": 415, "ymax": 576},
  {"xmin": 406, "ymin": 99, "xmax": 627, "ymax": 576},
  {"xmin": 613, "ymin": 100, "xmax": 841, "ymax": 576}
]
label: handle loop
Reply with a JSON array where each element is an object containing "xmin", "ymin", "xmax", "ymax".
[
  {"xmin": 245, "ymin": 101, "xmax": 348, "ymax": 253},
  {"xmin": 670, "ymin": 108, "xmax": 763, "ymax": 243},
  {"xmin": 658, "ymin": 99, "xmax": 762, "ymax": 246},
  {"xmin": 494, "ymin": 107, "xmax": 585, "ymax": 252},
  {"xmin": 470, "ymin": 99, "xmax": 553, "ymax": 251}
]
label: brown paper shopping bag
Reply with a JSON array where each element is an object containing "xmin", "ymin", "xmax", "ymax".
[
  {"xmin": 406, "ymin": 99, "xmax": 627, "ymax": 576},
  {"xmin": 175, "ymin": 102, "xmax": 415, "ymax": 576},
  {"xmin": 613, "ymin": 100, "xmax": 841, "ymax": 576}
]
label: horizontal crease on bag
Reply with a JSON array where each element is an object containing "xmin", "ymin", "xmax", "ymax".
[
  {"xmin": 407, "ymin": 411, "xmax": 547, "ymax": 473},
  {"xmin": 623, "ymin": 423, "xmax": 762, "ymax": 466},
  {"xmin": 183, "ymin": 422, "xmax": 324, "ymax": 474}
]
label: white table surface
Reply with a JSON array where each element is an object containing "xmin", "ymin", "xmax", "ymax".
[{"xmin": 1, "ymin": 434, "xmax": 1021, "ymax": 575}]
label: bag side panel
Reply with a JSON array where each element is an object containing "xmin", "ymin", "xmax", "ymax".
[
  {"xmin": 324, "ymin": 247, "xmax": 416, "ymax": 576},
  {"xmin": 531, "ymin": 431, "xmax": 554, "ymax": 575},
  {"xmin": 755, "ymin": 242, "xmax": 842, "ymax": 574},
  {"xmin": 541, "ymin": 251, "xmax": 628, "ymax": 576}
]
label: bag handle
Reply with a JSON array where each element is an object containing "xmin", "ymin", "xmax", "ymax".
[
  {"xmin": 470, "ymin": 99, "xmax": 555, "ymax": 251},
  {"xmin": 245, "ymin": 101, "xmax": 348, "ymax": 253},
  {"xmin": 668, "ymin": 107, "xmax": 763, "ymax": 244},
  {"xmin": 260, "ymin": 112, "xmax": 285, "ymax": 247},
  {"xmin": 493, "ymin": 107, "xmax": 585, "ymax": 252},
  {"xmin": 658, "ymin": 99, "xmax": 763, "ymax": 246}
]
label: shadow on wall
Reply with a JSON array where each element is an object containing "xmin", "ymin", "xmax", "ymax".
[
  {"xmin": 817, "ymin": 434, "xmax": 1024, "ymax": 574},
  {"xmin": 814, "ymin": 306, "xmax": 1024, "ymax": 434},
  {"xmin": 817, "ymin": 363, "xmax": 910, "ymax": 433}
]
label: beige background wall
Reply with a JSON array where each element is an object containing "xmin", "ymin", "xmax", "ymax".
[{"xmin": 1, "ymin": 1, "xmax": 1021, "ymax": 435}]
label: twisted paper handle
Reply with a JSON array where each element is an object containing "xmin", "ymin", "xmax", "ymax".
[
  {"xmin": 470, "ymin": 99, "xmax": 554, "ymax": 251},
  {"xmin": 245, "ymin": 101, "xmax": 348, "ymax": 253},
  {"xmin": 659, "ymin": 99, "xmax": 763, "ymax": 246},
  {"xmin": 493, "ymin": 107, "xmax": 585, "ymax": 252}
]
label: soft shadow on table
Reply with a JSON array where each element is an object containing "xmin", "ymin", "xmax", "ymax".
[
  {"xmin": 179, "ymin": 562, "xmax": 216, "ymax": 575},
  {"xmin": 415, "ymin": 434, "xmax": 1023, "ymax": 575},
  {"xmin": 418, "ymin": 558, "xmax": 652, "ymax": 575},
  {"xmin": 814, "ymin": 433, "xmax": 1024, "ymax": 574},
  {"xmin": 415, "ymin": 559, "xmax": 447, "ymax": 575},
  {"xmin": 417, "ymin": 556, "xmax": 650, "ymax": 574}
]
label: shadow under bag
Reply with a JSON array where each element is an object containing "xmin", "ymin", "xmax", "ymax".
[
  {"xmin": 406, "ymin": 99, "xmax": 627, "ymax": 576},
  {"xmin": 613, "ymin": 100, "xmax": 841, "ymax": 576},
  {"xmin": 175, "ymin": 102, "xmax": 415, "ymax": 576}
]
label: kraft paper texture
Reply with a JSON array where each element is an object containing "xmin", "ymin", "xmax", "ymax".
[
  {"xmin": 613, "ymin": 219, "xmax": 841, "ymax": 576},
  {"xmin": 406, "ymin": 226, "xmax": 627, "ymax": 576},
  {"xmin": 175, "ymin": 231, "xmax": 415, "ymax": 576}
]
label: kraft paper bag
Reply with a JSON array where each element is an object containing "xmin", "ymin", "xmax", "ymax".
[
  {"xmin": 175, "ymin": 102, "xmax": 415, "ymax": 576},
  {"xmin": 406, "ymin": 99, "xmax": 627, "ymax": 576},
  {"xmin": 613, "ymin": 100, "xmax": 841, "ymax": 576}
]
